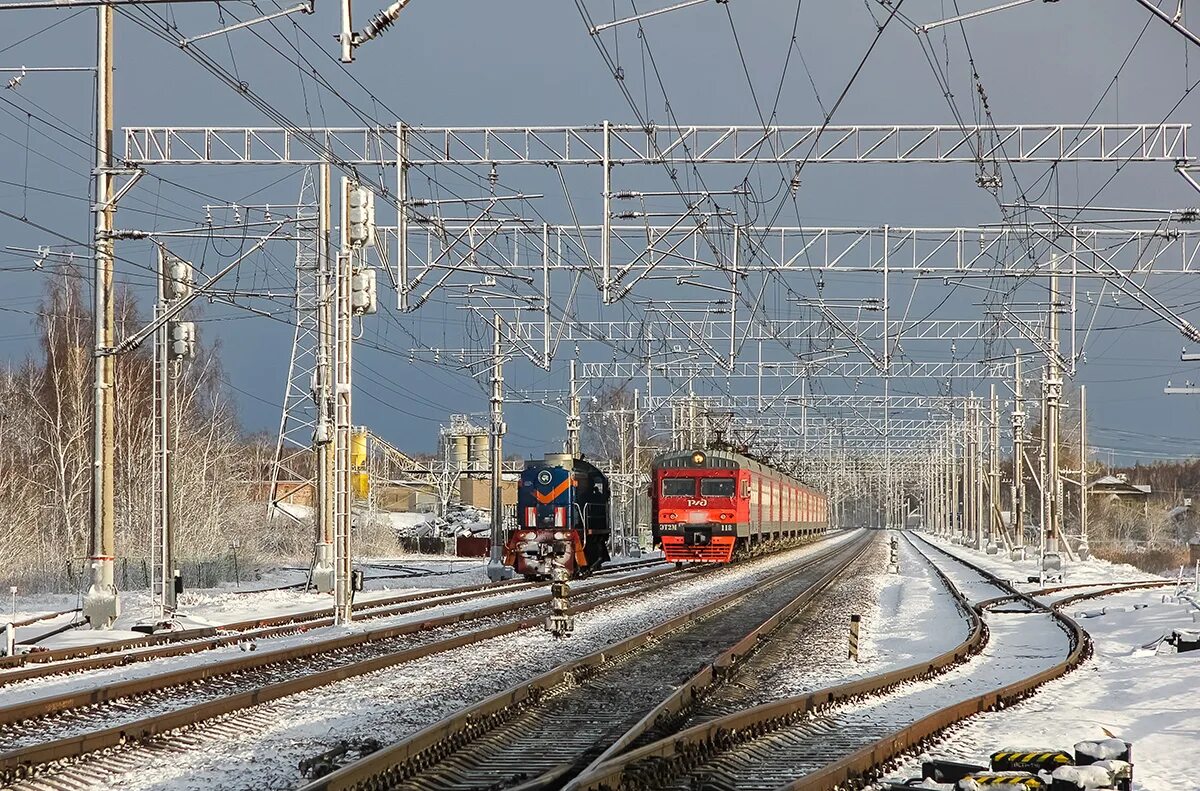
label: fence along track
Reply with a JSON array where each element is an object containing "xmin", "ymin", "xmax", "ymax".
[
  {"xmin": 290, "ymin": 532, "xmax": 870, "ymax": 791},
  {"xmin": 0, "ymin": 559, "xmax": 666, "ymax": 684},
  {"xmin": 0, "ymin": 564, "xmax": 688, "ymax": 783}
]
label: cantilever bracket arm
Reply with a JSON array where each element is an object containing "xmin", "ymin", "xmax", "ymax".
[{"xmin": 1133, "ymin": 0, "xmax": 1200, "ymax": 47}]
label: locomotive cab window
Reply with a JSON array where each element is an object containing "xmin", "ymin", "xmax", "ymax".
[
  {"xmin": 700, "ymin": 478, "xmax": 735, "ymax": 497},
  {"xmin": 661, "ymin": 477, "xmax": 696, "ymax": 497}
]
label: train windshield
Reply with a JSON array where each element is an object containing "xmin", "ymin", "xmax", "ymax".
[
  {"xmin": 700, "ymin": 478, "xmax": 735, "ymax": 497},
  {"xmin": 661, "ymin": 477, "xmax": 696, "ymax": 497}
]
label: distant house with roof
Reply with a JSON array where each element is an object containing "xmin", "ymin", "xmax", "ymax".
[{"xmin": 1088, "ymin": 473, "xmax": 1152, "ymax": 503}]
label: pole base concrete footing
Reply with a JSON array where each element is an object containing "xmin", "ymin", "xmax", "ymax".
[
  {"xmin": 487, "ymin": 558, "xmax": 514, "ymax": 582},
  {"xmin": 82, "ymin": 583, "xmax": 120, "ymax": 630}
]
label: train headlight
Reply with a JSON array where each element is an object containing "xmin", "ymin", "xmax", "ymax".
[
  {"xmin": 553, "ymin": 531, "xmax": 568, "ymax": 540},
  {"xmin": 668, "ymin": 512, "xmax": 678, "ymax": 520},
  {"xmin": 520, "ymin": 531, "xmax": 536, "ymax": 540},
  {"xmin": 719, "ymin": 513, "xmax": 732, "ymax": 520},
  {"xmin": 691, "ymin": 451, "xmax": 706, "ymax": 465}
]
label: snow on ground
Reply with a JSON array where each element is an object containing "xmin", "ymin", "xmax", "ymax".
[
  {"xmin": 0, "ymin": 556, "xmax": 663, "ymax": 708},
  {"xmin": 927, "ymin": 534, "xmax": 1164, "ymax": 591},
  {"xmin": 705, "ymin": 532, "xmax": 972, "ymax": 707},
  {"xmin": 8, "ymin": 551, "xmax": 663, "ymax": 650},
  {"xmin": 40, "ymin": 532, "xmax": 866, "ymax": 791},
  {"xmin": 882, "ymin": 531, "xmax": 1200, "ymax": 791},
  {"xmin": 865, "ymin": 536, "xmax": 971, "ymax": 668}
]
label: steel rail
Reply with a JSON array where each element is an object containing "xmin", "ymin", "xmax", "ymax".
[
  {"xmin": 0, "ymin": 567, "xmax": 677, "ymax": 733},
  {"xmin": 0, "ymin": 562, "xmax": 691, "ymax": 782},
  {"xmin": 567, "ymin": 532, "xmax": 988, "ymax": 791},
  {"xmin": 290, "ymin": 533, "xmax": 868, "ymax": 791},
  {"xmin": 572, "ymin": 537, "xmax": 876, "ymax": 782},
  {"xmin": 0, "ymin": 559, "xmax": 666, "ymax": 686}
]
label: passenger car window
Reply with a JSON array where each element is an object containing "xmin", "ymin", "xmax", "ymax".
[
  {"xmin": 700, "ymin": 478, "xmax": 735, "ymax": 497},
  {"xmin": 661, "ymin": 478, "xmax": 696, "ymax": 497}
]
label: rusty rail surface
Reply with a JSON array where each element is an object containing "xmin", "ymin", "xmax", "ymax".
[
  {"xmin": 567, "ymin": 532, "xmax": 988, "ymax": 791},
  {"xmin": 0, "ymin": 560, "xmax": 666, "ymax": 686},
  {"xmin": 291, "ymin": 533, "xmax": 869, "ymax": 791},
  {"xmin": 0, "ymin": 562, "xmax": 688, "ymax": 782}
]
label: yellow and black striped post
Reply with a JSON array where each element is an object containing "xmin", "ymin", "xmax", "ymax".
[{"xmin": 848, "ymin": 613, "xmax": 861, "ymax": 660}]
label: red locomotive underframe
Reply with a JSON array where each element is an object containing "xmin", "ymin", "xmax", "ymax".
[{"xmin": 652, "ymin": 452, "xmax": 827, "ymax": 563}]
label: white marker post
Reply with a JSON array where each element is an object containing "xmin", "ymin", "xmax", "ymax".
[{"xmin": 849, "ymin": 613, "xmax": 861, "ymax": 661}]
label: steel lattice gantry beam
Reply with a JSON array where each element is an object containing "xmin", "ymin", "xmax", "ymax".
[
  {"xmin": 581, "ymin": 359, "xmax": 1012, "ymax": 380},
  {"xmin": 639, "ymin": 393, "xmax": 969, "ymax": 411},
  {"xmin": 389, "ymin": 223, "xmax": 1200, "ymax": 277},
  {"xmin": 499, "ymin": 317, "xmax": 1032, "ymax": 344},
  {"xmin": 123, "ymin": 123, "xmax": 1191, "ymax": 165}
]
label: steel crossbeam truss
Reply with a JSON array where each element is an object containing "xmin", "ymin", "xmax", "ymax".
[
  {"xmin": 112, "ymin": 119, "xmax": 1185, "ymax": 490},
  {"xmin": 580, "ymin": 359, "xmax": 1012, "ymax": 380},
  {"xmin": 390, "ymin": 222, "xmax": 1200, "ymax": 278},
  {"xmin": 124, "ymin": 123, "xmax": 1191, "ymax": 165}
]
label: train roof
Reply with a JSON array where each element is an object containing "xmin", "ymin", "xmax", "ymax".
[
  {"xmin": 651, "ymin": 449, "xmax": 818, "ymax": 491},
  {"xmin": 523, "ymin": 453, "xmax": 608, "ymax": 479}
]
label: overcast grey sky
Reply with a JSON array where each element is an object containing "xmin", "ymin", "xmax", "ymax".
[{"xmin": 4, "ymin": 1, "xmax": 1200, "ymax": 463}]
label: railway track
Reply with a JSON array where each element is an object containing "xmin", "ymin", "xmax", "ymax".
[
  {"xmin": 564, "ymin": 532, "xmax": 1092, "ymax": 791},
  {"xmin": 287, "ymin": 531, "xmax": 874, "ymax": 791},
  {"xmin": 0, "ymin": 558, "xmax": 666, "ymax": 688},
  {"xmin": 0, "ymin": 536, "xmax": 861, "ymax": 789},
  {"xmin": 0, "ymin": 560, "xmax": 686, "ymax": 784}
]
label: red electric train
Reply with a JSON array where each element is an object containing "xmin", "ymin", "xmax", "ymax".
[{"xmin": 650, "ymin": 449, "xmax": 828, "ymax": 563}]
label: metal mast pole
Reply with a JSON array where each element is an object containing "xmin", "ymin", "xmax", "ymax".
[
  {"xmin": 314, "ymin": 162, "xmax": 334, "ymax": 593},
  {"xmin": 964, "ymin": 398, "xmax": 974, "ymax": 545},
  {"xmin": 332, "ymin": 180, "xmax": 354, "ymax": 624},
  {"xmin": 1012, "ymin": 351, "xmax": 1025, "ymax": 553},
  {"xmin": 151, "ymin": 249, "xmax": 177, "ymax": 617},
  {"xmin": 84, "ymin": 3, "xmax": 118, "ymax": 629},
  {"xmin": 989, "ymin": 384, "xmax": 1001, "ymax": 553},
  {"xmin": 976, "ymin": 396, "xmax": 985, "ymax": 550},
  {"xmin": 601, "ymin": 120, "xmax": 611, "ymax": 303},
  {"xmin": 1045, "ymin": 256, "xmax": 1063, "ymax": 559},
  {"xmin": 632, "ymin": 388, "xmax": 641, "ymax": 553},
  {"xmin": 567, "ymin": 359, "xmax": 581, "ymax": 455},
  {"xmin": 949, "ymin": 428, "xmax": 959, "ymax": 539},
  {"xmin": 487, "ymin": 314, "xmax": 510, "ymax": 581},
  {"xmin": 883, "ymin": 225, "xmax": 891, "ymax": 528},
  {"xmin": 1079, "ymin": 384, "xmax": 1089, "ymax": 558}
]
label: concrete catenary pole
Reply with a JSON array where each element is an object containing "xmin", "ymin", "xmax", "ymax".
[{"xmin": 84, "ymin": 3, "xmax": 118, "ymax": 629}]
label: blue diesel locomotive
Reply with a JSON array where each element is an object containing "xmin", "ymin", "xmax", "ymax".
[{"xmin": 504, "ymin": 454, "xmax": 612, "ymax": 579}]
